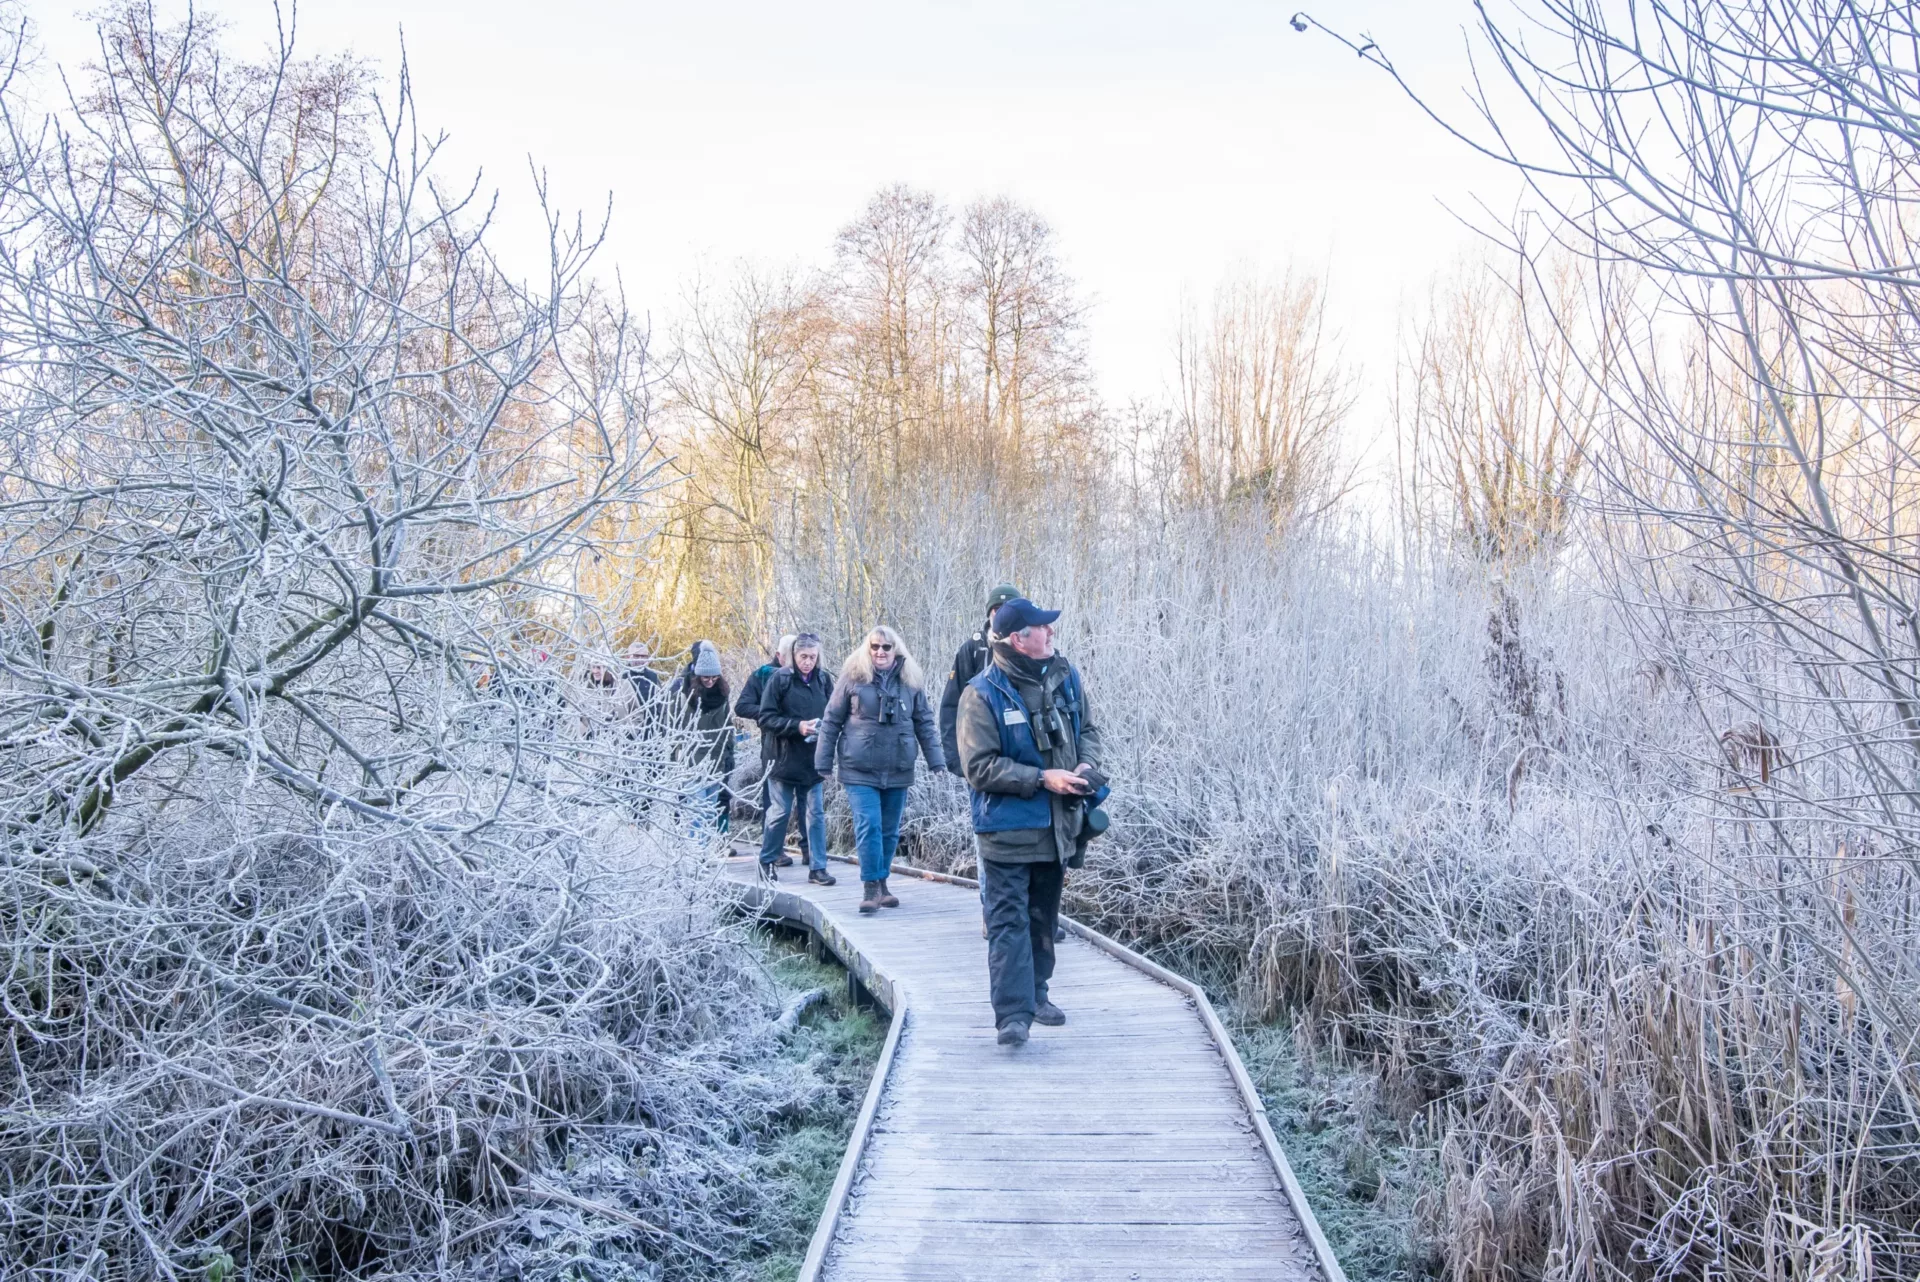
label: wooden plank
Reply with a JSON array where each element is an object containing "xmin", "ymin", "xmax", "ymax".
[
  {"xmin": 842, "ymin": 1187, "xmax": 1295, "ymax": 1222},
  {"xmin": 828, "ymin": 1263, "xmax": 1307, "ymax": 1282},
  {"xmin": 855, "ymin": 1158, "xmax": 1282, "ymax": 1189},
  {"xmin": 827, "ymin": 1219, "xmax": 1316, "ymax": 1260},
  {"xmin": 858, "ymin": 1134, "xmax": 1270, "ymax": 1162}
]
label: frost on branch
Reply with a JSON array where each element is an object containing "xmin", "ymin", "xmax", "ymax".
[{"xmin": 0, "ymin": 10, "xmax": 799, "ymax": 1278}]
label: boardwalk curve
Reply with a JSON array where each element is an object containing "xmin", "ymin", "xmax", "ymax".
[{"xmin": 724, "ymin": 853, "xmax": 1346, "ymax": 1282}]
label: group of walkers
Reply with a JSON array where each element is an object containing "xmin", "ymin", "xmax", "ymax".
[
  {"xmin": 742, "ymin": 628, "xmax": 944, "ymax": 916},
  {"xmin": 570, "ymin": 637, "xmax": 740, "ymax": 830},
  {"xmin": 726, "ymin": 584, "xmax": 1108, "ymax": 1049}
]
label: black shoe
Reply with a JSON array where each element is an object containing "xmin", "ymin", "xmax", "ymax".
[
  {"xmin": 1033, "ymin": 1000, "xmax": 1065, "ymax": 1026},
  {"xmin": 997, "ymin": 1020, "xmax": 1030, "ymax": 1046},
  {"xmin": 758, "ymin": 862, "xmax": 777, "ymax": 883},
  {"xmin": 774, "ymin": 854, "xmax": 795, "ymax": 867},
  {"xmin": 1053, "ymin": 922, "xmax": 1066, "ymax": 941},
  {"xmin": 808, "ymin": 868, "xmax": 836, "ymax": 886}
]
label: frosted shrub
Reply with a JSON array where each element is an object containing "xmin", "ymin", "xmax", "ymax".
[{"xmin": 0, "ymin": 12, "xmax": 823, "ymax": 1277}]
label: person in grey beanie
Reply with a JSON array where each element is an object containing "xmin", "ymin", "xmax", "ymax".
[{"xmin": 671, "ymin": 641, "xmax": 734, "ymax": 833}]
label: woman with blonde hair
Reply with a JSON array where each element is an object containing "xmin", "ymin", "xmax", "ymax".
[{"xmin": 814, "ymin": 624, "xmax": 946, "ymax": 913}]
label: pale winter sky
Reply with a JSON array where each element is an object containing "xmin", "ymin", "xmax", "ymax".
[{"xmin": 26, "ymin": 0, "xmax": 1522, "ymax": 453}]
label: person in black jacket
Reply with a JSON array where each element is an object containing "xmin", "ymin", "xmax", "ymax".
[
  {"xmin": 939, "ymin": 583, "xmax": 1023, "ymax": 775},
  {"xmin": 756, "ymin": 633, "xmax": 834, "ymax": 884},
  {"xmin": 737, "ymin": 634, "xmax": 800, "ymax": 866}
]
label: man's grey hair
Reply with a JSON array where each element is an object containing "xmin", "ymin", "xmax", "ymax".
[{"xmin": 775, "ymin": 633, "xmax": 798, "ymax": 666}]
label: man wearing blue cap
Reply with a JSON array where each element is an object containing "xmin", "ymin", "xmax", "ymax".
[{"xmin": 955, "ymin": 597, "xmax": 1106, "ymax": 1046}]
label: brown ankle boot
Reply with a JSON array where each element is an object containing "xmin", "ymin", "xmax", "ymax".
[
  {"xmin": 877, "ymin": 877, "xmax": 900, "ymax": 908},
  {"xmin": 858, "ymin": 881, "xmax": 880, "ymax": 914}
]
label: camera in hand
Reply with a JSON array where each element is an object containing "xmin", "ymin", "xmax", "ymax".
[{"xmin": 1073, "ymin": 766, "xmax": 1111, "ymax": 838}]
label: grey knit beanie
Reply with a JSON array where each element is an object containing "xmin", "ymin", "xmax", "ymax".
[{"xmin": 692, "ymin": 642, "xmax": 722, "ymax": 677}]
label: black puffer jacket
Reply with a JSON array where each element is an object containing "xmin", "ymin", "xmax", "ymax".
[
  {"xmin": 758, "ymin": 667, "xmax": 833, "ymax": 786},
  {"xmin": 814, "ymin": 666, "xmax": 945, "ymax": 788}
]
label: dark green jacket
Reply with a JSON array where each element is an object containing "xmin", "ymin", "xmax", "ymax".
[{"xmin": 956, "ymin": 641, "xmax": 1103, "ymax": 864}]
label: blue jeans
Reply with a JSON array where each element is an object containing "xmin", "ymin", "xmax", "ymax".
[
  {"xmin": 686, "ymin": 780, "xmax": 724, "ymax": 836},
  {"xmin": 844, "ymin": 784, "xmax": 907, "ymax": 883},
  {"xmin": 760, "ymin": 779, "xmax": 827, "ymax": 870}
]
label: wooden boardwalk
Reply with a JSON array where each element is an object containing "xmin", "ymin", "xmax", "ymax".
[{"xmin": 724, "ymin": 853, "xmax": 1343, "ymax": 1282}]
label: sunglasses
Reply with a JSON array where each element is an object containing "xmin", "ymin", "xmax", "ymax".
[{"xmin": 868, "ymin": 642, "xmax": 894, "ymax": 652}]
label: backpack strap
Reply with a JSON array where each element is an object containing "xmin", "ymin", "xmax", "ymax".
[
  {"xmin": 763, "ymin": 667, "xmax": 792, "ymax": 706},
  {"xmin": 1055, "ymin": 662, "xmax": 1085, "ymax": 738}
]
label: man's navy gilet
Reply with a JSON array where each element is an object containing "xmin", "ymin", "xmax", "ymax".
[{"xmin": 966, "ymin": 662, "xmax": 1085, "ymax": 834}]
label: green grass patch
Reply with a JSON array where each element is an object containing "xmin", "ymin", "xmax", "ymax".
[
  {"xmin": 1225, "ymin": 1012, "xmax": 1440, "ymax": 1282},
  {"xmin": 730, "ymin": 928, "xmax": 886, "ymax": 1282}
]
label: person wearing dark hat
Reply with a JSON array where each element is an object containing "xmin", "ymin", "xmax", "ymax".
[
  {"xmin": 939, "ymin": 582, "xmax": 1023, "ymax": 777},
  {"xmin": 955, "ymin": 598, "xmax": 1106, "ymax": 1046}
]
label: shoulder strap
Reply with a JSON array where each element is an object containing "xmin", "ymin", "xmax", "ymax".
[{"xmin": 1058, "ymin": 662, "xmax": 1084, "ymax": 737}]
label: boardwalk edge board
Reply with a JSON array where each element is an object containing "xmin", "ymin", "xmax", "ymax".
[{"xmin": 724, "ymin": 855, "xmax": 1348, "ymax": 1282}]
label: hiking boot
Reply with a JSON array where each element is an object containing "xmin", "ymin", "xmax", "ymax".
[
  {"xmin": 1033, "ymin": 999, "xmax": 1066, "ymax": 1027},
  {"xmin": 877, "ymin": 878, "xmax": 900, "ymax": 908},
  {"xmin": 996, "ymin": 1020, "xmax": 1030, "ymax": 1046},
  {"xmin": 807, "ymin": 867, "xmax": 836, "ymax": 887},
  {"xmin": 858, "ymin": 881, "xmax": 880, "ymax": 914},
  {"xmin": 774, "ymin": 853, "xmax": 795, "ymax": 868},
  {"xmin": 757, "ymin": 862, "xmax": 777, "ymax": 883}
]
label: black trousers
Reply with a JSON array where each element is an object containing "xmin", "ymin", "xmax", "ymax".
[{"xmin": 982, "ymin": 856, "xmax": 1064, "ymax": 1029}]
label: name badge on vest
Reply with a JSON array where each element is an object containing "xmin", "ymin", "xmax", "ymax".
[{"xmin": 1002, "ymin": 708, "xmax": 1027, "ymax": 726}]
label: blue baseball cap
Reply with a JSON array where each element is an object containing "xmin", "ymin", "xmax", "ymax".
[{"xmin": 992, "ymin": 597, "xmax": 1062, "ymax": 634}]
